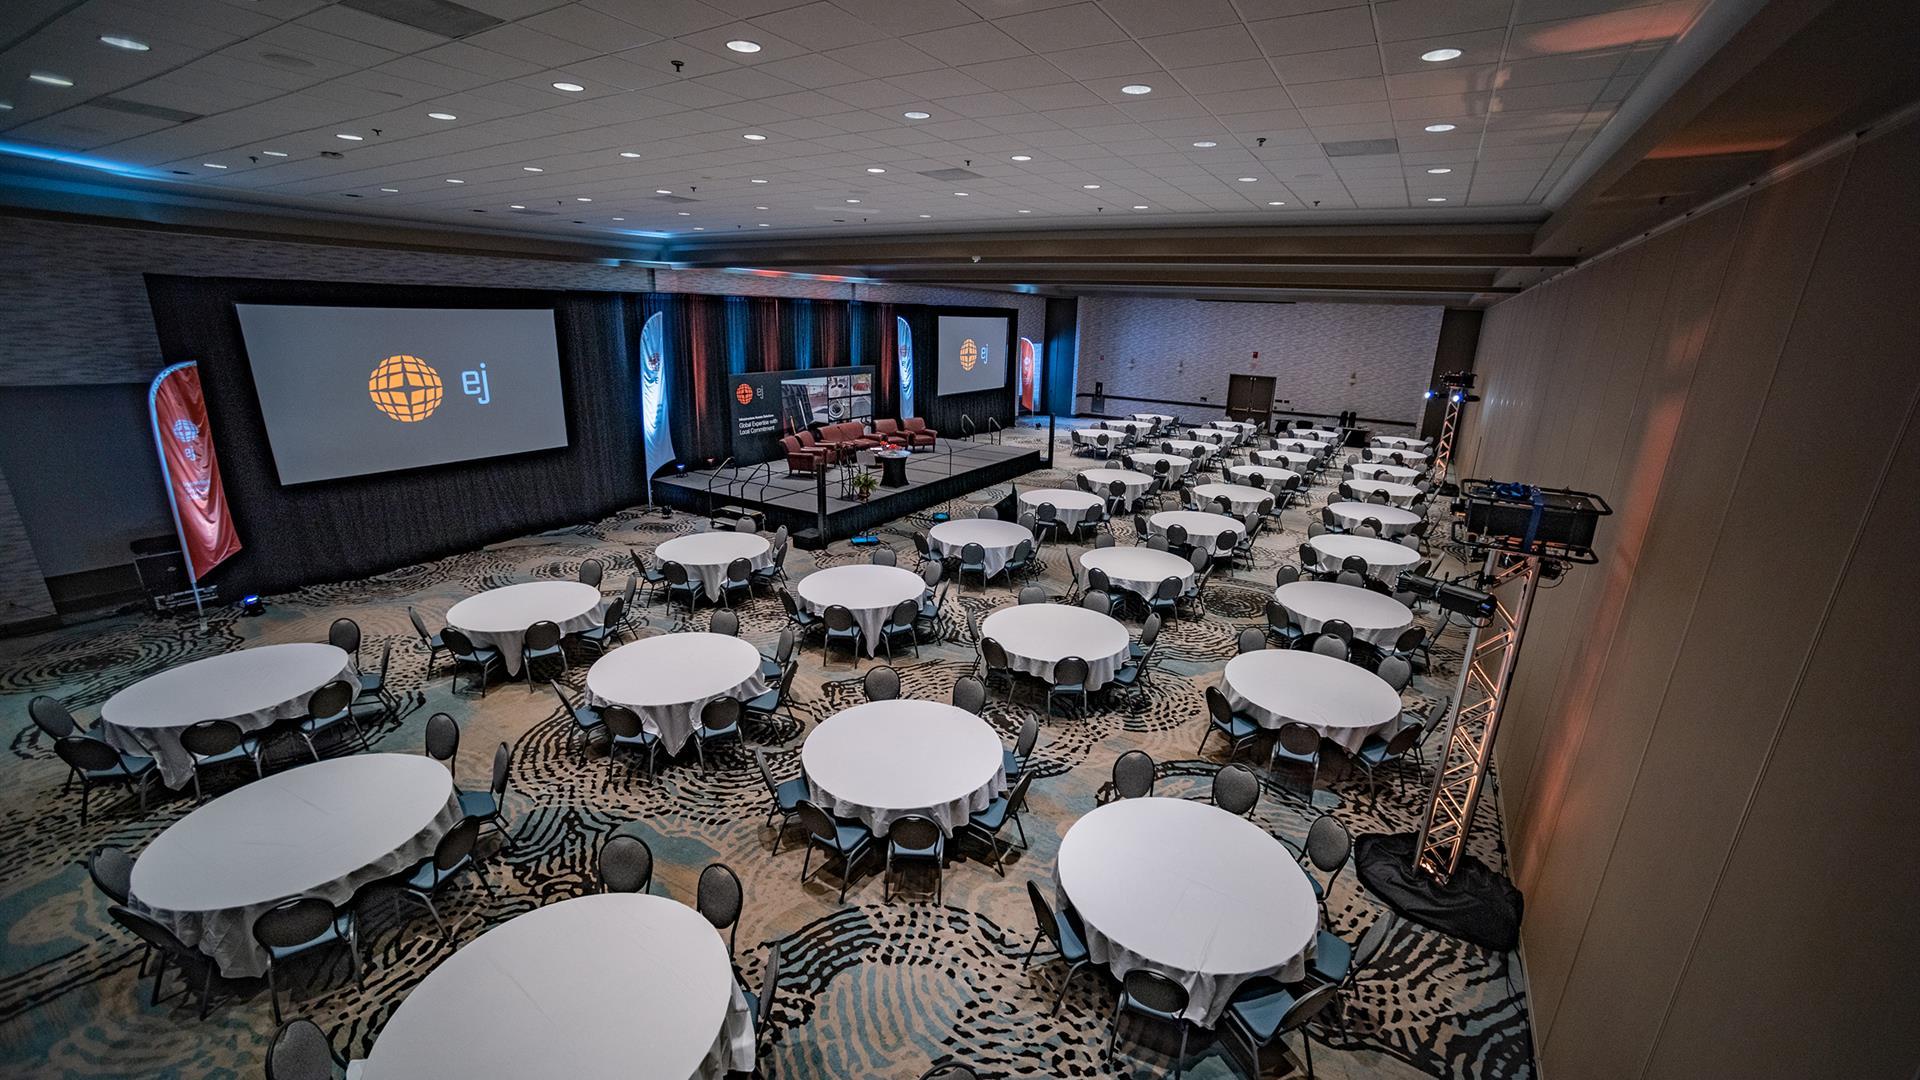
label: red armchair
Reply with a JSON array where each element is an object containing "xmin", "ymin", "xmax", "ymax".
[
  {"xmin": 782, "ymin": 434, "xmax": 828, "ymax": 476},
  {"xmin": 900, "ymin": 417, "xmax": 937, "ymax": 449},
  {"xmin": 870, "ymin": 419, "xmax": 912, "ymax": 448}
]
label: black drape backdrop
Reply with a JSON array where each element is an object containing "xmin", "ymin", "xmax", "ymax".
[{"xmin": 144, "ymin": 275, "xmax": 1012, "ymax": 594}]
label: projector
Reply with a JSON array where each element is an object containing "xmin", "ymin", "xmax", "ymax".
[
  {"xmin": 1396, "ymin": 573, "xmax": 1495, "ymax": 620},
  {"xmin": 1452, "ymin": 479, "xmax": 1610, "ymax": 561}
]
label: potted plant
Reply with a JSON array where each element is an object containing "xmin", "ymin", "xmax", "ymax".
[{"xmin": 849, "ymin": 469, "xmax": 879, "ymax": 502}]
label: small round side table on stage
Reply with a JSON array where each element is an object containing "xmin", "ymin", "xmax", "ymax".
[{"xmin": 877, "ymin": 450, "xmax": 912, "ymax": 488}]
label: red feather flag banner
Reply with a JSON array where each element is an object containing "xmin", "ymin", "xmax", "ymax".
[{"xmin": 148, "ymin": 362, "xmax": 242, "ymax": 596}]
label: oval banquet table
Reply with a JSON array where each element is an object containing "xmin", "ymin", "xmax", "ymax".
[
  {"xmin": 802, "ymin": 700, "xmax": 1007, "ymax": 835},
  {"xmin": 97, "ymin": 642, "xmax": 354, "ymax": 788},
  {"xmin": 1080, "ymin": 546, "xmax": 1196, "ymax": 600},
  {"xmin": 1148, "ymin": 510, "xmax": 1243, "ymax": 552},
  {"xmin": 1274, "ymin": 580, "xmax": 1415, "ymax": 647},
  {"xmin": 360, "ymin": 893, "xmax": 753, "ymax": 1080},
  {"xmin": 586, "ymin": 632, "xmax": 768, "ymax": 754},
  {"xmin": 1303, "ymin": 533, "xmax": 1423, "ymax": 582},
  {"xmin": 1325, "ymin": 500, "xmax": 1422, "ymax": 537},
  {"xmin": 1221, "ymin": 649, "xmax": 1405, "ymax": 751},
  {"xmin": 1191, "ymin": 482, "xmax": 1270, "ymax": 516},
  {"xmin": 447, "ymin": 580, "xmax": 602, "ymax": 676},
  {"xmin": 1018, "ymin": 487, "xmax": 1104, "ymax": 527},
  {"xmin": 980, "ymin": 604, "xmax": 1132, "ymax": 691},
  {"xmin": 928, "ymin": 518, "xmax": 1032, "ymax": 580},
  {"xmin": 655, "ymin": 531, "xmax": 774, "ymax": 604},
  {"xmin": 1080, "ymin": 467, "xmax": 1154, "ymax": 503},
  {"xmin": 130, "ymin": 754, "xmax": 458, "ymax": 977},
  {"xmin": 1125, "ymin": 452, "xmax": 1192, "ymax": 479},
  {"xmin": 1056, "ymin": 797, "xmax": 1318, "ymax": 1025},
  {"xmin": 1345, "ymin": 479, "xmax": 1420, "ymax": 506},
  {"xmin": 795, "ymin": 564, "xmax": 926, "ymax": 656},
  {"xmin": 1349, "ymin": 462, "xmax": 1422, "ymax": 483}
]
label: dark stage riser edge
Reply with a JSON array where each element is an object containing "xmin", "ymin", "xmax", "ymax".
[{"xmin": 654, "ymin": 444, "xmax": 1042, "ymax": 548}]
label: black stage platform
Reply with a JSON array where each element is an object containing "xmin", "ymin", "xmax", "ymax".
[{"xmin": 654, "ymin": 440, "xmax": 1042, "ymax": 547}]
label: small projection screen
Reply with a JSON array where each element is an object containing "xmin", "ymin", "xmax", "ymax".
[
  {"xmin": 234, "ymin": 304, "xmax": 569, "ymax": 484},
  {"xmin": 936, "ymin": 313, "xmax": 1011, "ymax": 395}
]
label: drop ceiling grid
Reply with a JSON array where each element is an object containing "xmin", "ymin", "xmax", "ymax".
[{"xmin": 0, "ymin": 0, "xmax": 1714, "ymax": 237}]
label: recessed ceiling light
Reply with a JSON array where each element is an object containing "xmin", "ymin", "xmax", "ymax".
[
  {"xmin": 1427, "ymin": 196, "xmax": 1447, "ymax": 202},
  {"xmin": 336, "ymin": 133, "xmax": 363, "ymax": 141},
  {"xmin": 903, "ymin": 111, "xmax": 930, "ymax": 120},
  {"xmin": 1192, "ymin": 141, "xmax": 1217, "ymax": 148},
  {"xmin": 552, "ymin": 82, "xmax": 585, "ymax": 92},
  {"xmin": 918, "ymin": 214, "xmax": 932, "ymax": 218},
  {"xmin": 445, "ymin": 178, "xmax": 464, "ymax": 183},
  {"xmin": 742, "ymin": 133, "xmax": 767, "ymax": 141},
  {"xmin": 1426, "ymin": 167, "xmax": 1453, "ymax": 174},
  {"xmin": 1010, "ymin": 155, "xmax": 1031, "ymax": 162},
  {"xmin": 509, "ymin": 204, "xmax": 525, "ymax": 209},
  {"xmin": 866, "ymin": 167, "xmax": 886, "ymax": 173},
  {"xmin": 381, "ymin": 188, "xmax": 398, "ymax": 193},
  {"xmin": 655, "ymin": 188, "xmax": 672, "ymax": 194},
  {"xmin": 202, "ymin": 162, "xmax": 227, "ymax": 169},
  {"xmin": 1131, "ymin": 205, "xmax": 1148, "ymax": 210},
  {"xmin": 694, "ymin": 226, "xmax": 705, "ymax": 230},
  {"xmin": 846, "ymin": 198, "xmax": 860, "ymax": 203},
  {"xmin": 523, "ymin": 166, "xmax": 544, "ymax": 172},
  {"xmin": 0, "ymin": 103, "xmax": 14, "ymax": 111},
  {"xmin": 428, "ymin": 112, "xmax": 457, "ymax": 120},
  {"xmin": 1120, "ymin": 84, "xmax": 1152, "ymax": 95},
  {"xmin": 757, "ymin": 222, "xmax": 770, "ymax": 227},
  {"xmin": 751, "ymin": 178, "xmax": 768, "ymax": 184},
  {"xmin": 99, "ymin": 35, "xmax": 149, "ymax": 51},
  {"xmin": 612, "ymin": 217, "xmax": 624, "ymax": 221},
  {"xmin": 755, "ymin": 206, "xmax": 768, "ymax": 210},
  {"xmin": 1236, "ymin": 176, "xmax": 1258, "ymax": 182},
  {"xmin": 726, "ymin": 40, "xmax": 762, "ymax": 54},
  {"xmin": 1424, "ymin": 123, "xmax": 1456, "ymax": 133},
  {"xmin": 677, "ymin": 211, "xmax": 690, "ymax": 215},
  {"xmin": 1267, "ymin": 200, "xmax": 1285, "ymax": 206},
  {"xmin": 261, "ymin": 150, "xmax": 288, "ymax": 157},
  {"xmin": 954, "ymin": 191, "xmax": 969, "ymax": 196},
  {"xmin": 29, "ymin": 72, "xmax": 74, "ymax": 87},
  {"xmin": 1017, "ymin": 209, "xmax": 1031, "ymax": 213},
  {"xmin": 576, "ymin": 196, "xmax": 592, "ymax": 201},
  {"xmin": 1082, "ymin": 184, "xmax": 1100, "ymax": 189},
  {"xmin": 1420, "ymin": 48, "xmax": 1463, "ymax": 62},
  {"xmin": 620, "ymin": 151, "xmax": 641, "ymax": 158}
]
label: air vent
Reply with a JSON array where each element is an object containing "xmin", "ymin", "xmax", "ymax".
[
  {"xmin": 1322, "ymin": 138, "xmax": 1400, "ymax": 157},
  {"xmin": 650, "ymin": 194, "xmax": 698, "ymax": 204},
  {"xmin": 918, "ymin": 167, "xmax": 983, "ymax": 181},
  {"xmin": 92, "ymin": 97, "xmax": 203, "ymax": 124},
  {"xmin": 339, "ymin": 0, "xmax": 503, "ymax": 38}
]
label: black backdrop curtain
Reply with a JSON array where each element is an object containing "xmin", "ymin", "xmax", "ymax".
[{"xmin": 145, "ymin": 275, "xmax": 642, "ymax": 595}]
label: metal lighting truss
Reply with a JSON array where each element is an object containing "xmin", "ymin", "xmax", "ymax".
[{"xmin": 1431, "ymin": 393, "xmax": 1465, "ymax": 483}]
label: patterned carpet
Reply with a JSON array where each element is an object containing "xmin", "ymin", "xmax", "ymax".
[{"xmin": 0, "ymin": 422, "xmax": 1535, "ymax": 1080}]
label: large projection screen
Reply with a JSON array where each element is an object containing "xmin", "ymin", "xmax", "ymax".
[
  {"xmin": 235, "ymin": 304, "xmax": 568, "ymax": 484},
  {"xmin": 936, "ymin": 314, "xmax": 1011, "ymax": 396}
]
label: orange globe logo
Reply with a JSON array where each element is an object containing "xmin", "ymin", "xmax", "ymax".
[
  {"xmin": 958, "ymin": 338, "xmax": 978, "ymax": 372},
  {"xmin": 368, "ymin": 354, "xmax": 444, "ymax": 422},
  {"xmin": 735, "ymin": 382, "xmax": 754, "ymax": 406}
]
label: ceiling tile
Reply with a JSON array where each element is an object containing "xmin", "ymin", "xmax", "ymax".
[
  {"xmin": 1170, "ymin": 59, "xmax": 1282, "ymax": 95},
  {"xmin": 1371, "ymin": 0, "xmax": 1517, "ymax": 42},
  {"xmin": 1271, "ymin": 45, "xmax": 1381, "ymax": 84},
  {"xmin": 1246, "ymin": 7, "xmax": 1377, "ymax": 58},
  {"xmin": 1042, "ymin": 40, "xmax": 1160, "ymax": 81},
  {"xmin": 1139, "ymin": 24, "xmax": 1264, "ymax": 69},
  {"xmin": 1284, "ymin": 76, "xmax": 1387, "ymax": 107},
  {"xmin": 902, "ymin": 21, "xmax": 1029, "ymax": 65},
  {"xmin": 749, "ymin": 2, "xmax": 894, "ymax": 51}
]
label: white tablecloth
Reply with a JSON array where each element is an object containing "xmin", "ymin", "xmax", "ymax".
[
  {"xmin": 1125, "ymin": 452, "xmax": 1191, "ymax": 479},
  {"xmin": 803, "ymin": 700, "xmax": 1007, "ymax": 836},
  {"xmin": 361, "ymin": 894, "xmax": 752, "ymax": 1080},
  {"xmin": 1081, "ymin": 547, "xmax": 1195, "ymax": 600},
  {"xmin": 1304, "ymin": 534, "xmax": 1422, "ymax": 581},
  {"xmin": 1347, "ymin": 479, "xmax": 1420, "ymax": 506},
  {"xmin": 1056, "ymin": 798, "xmax": 1317, "ymax": 1026},
  {"xmin": 1273, "ymin": 438, "xmax": 1332, "ymax": 453},
  {"xmin": 980, "ymin": 605, "xmax": 1131, "ymax": 691},
  {"xmin": 1371, "ymin": 436, "xmax": 1427, "ymax": 451},
  {"xmin": 1080, "ymin": 468, "xmax": 1154, "ymax": 504},
  {"xmin": 586, "ymin": 633, "xmax": 768, "ymax": 754},
  {"xmin": 448, "ymin": 580, "xmax": 603, "ymax": 675},
  {"xmin": 1192, "ymin": 482, "xmax": 1270, "ymax": 516},
  {"xmin": 1100, "ymin": 419, "xmax": 1155, "ymax": 437},
  {"xmin": 1363, "ymin": 448, "xmax": 1429, "ymax": 465},
  {"xmin": 1326, "ymin": 500, "xmax": 1421, "ymax": 537},
  {"xmin": 1019, "ymin": 488, "xmax": 1103, "ymax": 528},
  {"xmin": 1149, "ymin": 511, "xmax": 1243, "ymax": 551},
  {"xmin": 1222, "ymin": 650, "xmax": 1404, "ymax": 751},
  {"xmin": 1131, "ymin": 413, "xmax": 1174, "ymax": 429},
  {"xmin": 796, "ymin": 565, "xmax": 926, "ymax": 656},
  {"xmin": 929, "ymin": 519, "xmax": 1031, "ymax": 580},
  {"xmin": 1185, "ymin": 428, "xmax": 1235, "ymax": 446},
  {"xmin": 131, "ymin": 755, "xmax": 458, "ymax": 977},
  {"xmin": 1287, "ymin": 426, "xmax": 1339, "ymax": 440},
  {"xmin": 1253, "ymin": 449, "xmax": 1315, "ymax": 471},
  {"xmin": 1274, "ymin": 580, "xmax": 1414, "ymax": 647},
  {"xmin": 1350, "ymin": 462, "xmax": 1422, "ymax": 482},
  {"xmin": 1071, "ymin": 428, "xmax": 1127, "ymax": 452},
  {"xmin": 1158, "ymin": 439, "xmax": 1218, "ymax": 460},
  {"xmin": 1226, "ymin": 464, "xmax": 1298, "ymax": 488},
  {"xmin": 1210, "ymin": 420, "xmax": 1258, "ymax": 435},
  {"xmin": 656, "ymin": 532, "xmax": 774, "ymax": 603},
  {"xmin": 98, "ymin": 643, "xmax": 354, "ymax": 788}
]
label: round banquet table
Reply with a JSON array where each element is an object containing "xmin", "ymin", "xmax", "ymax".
[
  {"xmin": 1080, "ymin": 468, "xmax": 1154, "ymax": 503},
  {"xmin": 1326, "ymin": 500, "xmax": 1421, "ymax": 537},
  {"xmin": 1019, "ymin": 487, "xmax": 1103, "ymax": 527},
  {"xmin": 1253, "ymin": 449, "xmax": 1315, "ymax": 471},
  {"xmin": 802, "ymin": 700, "xmax": 1007, "ymax": 835},
  {"xmin": 1131, "ymin": 412, "xmax": 1174, "ymax": 429},
  {"xmin": 929, "ymin": 518, "xmax": 1032, "ymax": 580},
  {"xmin": 1346, "ymin": 479, "xmax": 1420, "ymax": 506},
  {"xmin": 1148, "ymin": 511, "xmax": 1243, "ymax": 552},
  {"xmin": 1192, "ymin": 482, "xmax": 1270, "ymax": 516},
  {"xmin": 1222, "ymin": 648, "xmax": 1404, "ymax": 751},
  {"xmin": 1364, "ymin": 448, "xmax": 1430, "ymax": 465},
  {"xmin": 796, "ymin": 564, "xmax": 926, "ymax": 656},
  {"xmin": 1210, "ymin": 420, "xmax": 1258, "ymax": 435},
  {"xmin": 1304, "ymin": 534, "xmax": 1422, "ymax": 582},
  {"xmin": 655, "ymin": 532, "xmax": 773, "ymax": 604},
  {"xmin": 1350, "ymin": 462, "xmax": 1421, "ymax": 483},
  {"xmin": 1371, "ymin": 435, "xmax": 1427, "ymax": 451},
  {"xmin": 1272, "ymin": 439, "xmax": 1332, "ymax": 455},
  {"xmin": 131, "ymin": 754, "xmax": 458, "ymax": 977},
  {"xmin": 1080, "ymin": 546, "xmax": 1196, "ymax": 600},
  {"xmin": 980, "ymin": 604, "xmax": 1131, "ymax": 691},
  {"xmin": 1100, "ymin": 419, "xmax": 1155, "ymax": 437},
  {"xmin": 360, "ymin": 894, "xmax": 753, "ymax": 1080},
  {"xmin": 97, "ymin": 643, "xmax": 354, "ymax": 788},
  {"xmin": 1158, "ymin": 438, "xmax": 1218, "ymax": 460},
  {"xmin": 1227, "ymin": 464, "xmax": 1299, "ymax": 488},
  {"xmin": 586, "ymin": 633, "xmax": 768, "ymax": 754},
  {"xmin": 1288, "ymin": 426, "xmax": 1340, "ymax": 439},
  {"xmin": 448, "ymin": 580, "xmax": 603, "ymax": 676},
  {"xmin": 1274, "ymin": 580, "xmax": 1415, "ymax": 647},
  {"xmin": 1071, "ymin": 428, "xmax": 1126, "ymax": 452},
  {"xmin": 1126, "ymin": 452, "xmax": 1191, "ymax": 479},
  {"xmin": 1056, "ymin": 798, "xmax": 1318, "ymax": 1025},
  {"xmin": 1185, "ymin": 427, "xmax": 1235, "ymax": 446}
]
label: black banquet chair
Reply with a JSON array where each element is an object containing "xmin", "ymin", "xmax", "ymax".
[
  {"xmin": 1108, "ymin": 968, "xmax": 1195, "ymax": 1079},
  {"xmin": 439, "ymin": 627, "xmax": 502, "ymax": 697},
  {"xmin": 1024, "ymin": 879, "xmax": 1094, "ymax": 1016},
  {"xmin": 698, "ymin": 863, "xmax": 745, "ymax": 961},
  {"xmin": 1110, "ymin": 749, "xmax": 1155, "ymax": 800},
  {"xmin": 266, "ymin": 1018, "xmax": 347, "ymax": 1080},
  {"xmin": 55, "ymin": 736, "xmax": 157, "ymax": 824}
]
